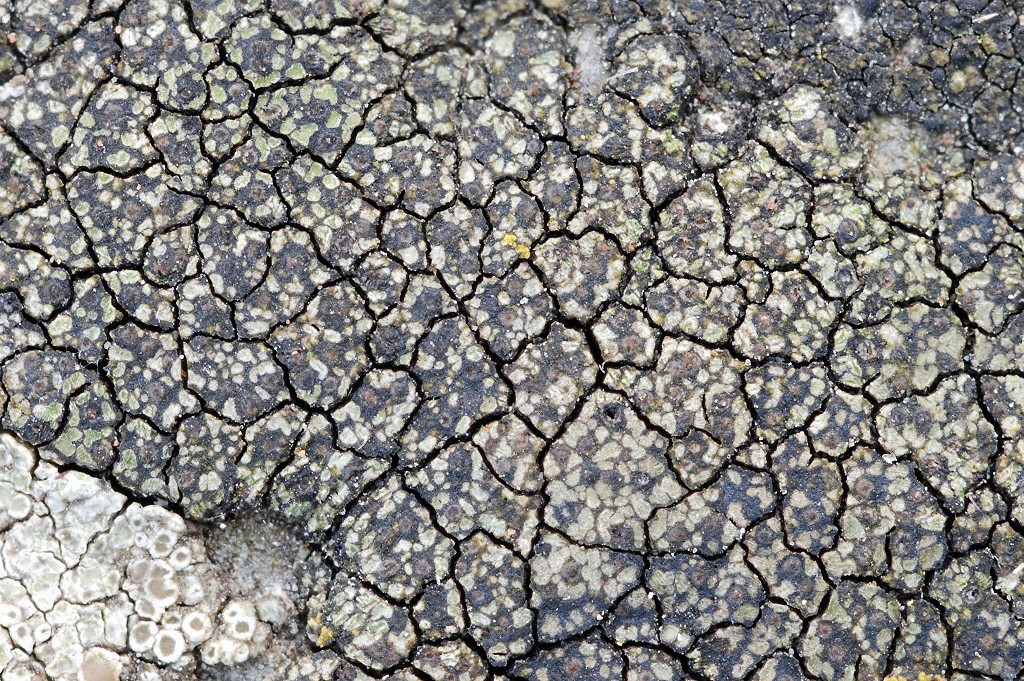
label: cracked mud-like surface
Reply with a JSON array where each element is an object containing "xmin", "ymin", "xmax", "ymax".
[{"xmin": 2, "ymin": 0, "xmax": 1024, "ymax": 679}]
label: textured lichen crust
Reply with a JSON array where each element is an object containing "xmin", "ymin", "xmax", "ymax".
[
  {"xmin": 2, "ymin": 0, "xmax": 1024, "ymax": 679},
  {"xmin": 0, "ymin": 433, "xmax": 335, "ymax": 681}
]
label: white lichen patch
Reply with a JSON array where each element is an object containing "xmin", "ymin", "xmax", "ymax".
[{"xmin": 0, "ymin": 433, "xmax": 318, "ymax": 681}]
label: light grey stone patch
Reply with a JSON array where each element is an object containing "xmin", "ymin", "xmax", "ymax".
[{"xmin": 1, "ymin": 432, "xmax": 317, "ymax": 678}]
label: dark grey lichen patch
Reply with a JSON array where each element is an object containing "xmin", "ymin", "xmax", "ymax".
[{"xmin": 2, "ymin": 1, "xmax": 1024, "ymax": 678}]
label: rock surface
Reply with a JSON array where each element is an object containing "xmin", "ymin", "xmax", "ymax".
[{"xmin": 2, "ymin": 0, "xmax": 1024, "ymax": 678}]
